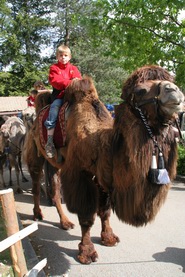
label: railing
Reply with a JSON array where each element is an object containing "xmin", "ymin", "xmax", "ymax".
[{"xmin": 0, "ymin": 188, "xmax": 47, "ymax": 277}]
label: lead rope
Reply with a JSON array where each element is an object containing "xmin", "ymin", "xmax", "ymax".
[{"xmin": 135, "ymin": 105, "xmax": 170, "ymax": 185}]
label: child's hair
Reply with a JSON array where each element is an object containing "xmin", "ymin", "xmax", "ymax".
[
  {"xmin": 34, "ymin": 81, "xmax": 45, "ymax": 90},
  {"xmin": 56, "ymin": 45, "xmax": 71, "ymax": 56},
  {"xmin": 30, "ymin": 89, "xmax": 38, "ymax": 96}
]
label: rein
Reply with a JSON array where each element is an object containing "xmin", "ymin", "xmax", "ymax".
[
  {"xmin": 134, "ymin": 104, "xmax": 171, "ymax": 184},
  {"xmin": 134, "ymin": 104, "xmax": 165, "ymax": 152}
]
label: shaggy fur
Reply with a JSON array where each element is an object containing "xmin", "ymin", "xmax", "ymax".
[
  {"xmin": 62, "ymin": 79, "xmax": 179, "ymax": 228},
  {"xmin": 121, "ymin": 64, "xmax": 174, "ymax": 100},
  {"xmin": 24, "ymin": 67, "xmax": 183, "ymax": 264}
]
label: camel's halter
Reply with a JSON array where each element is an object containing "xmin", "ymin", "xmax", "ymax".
[
  {"xmin": 128, "ymin": 82, "xmax": 172, "ymax": 185},
  {"xmin": 134, "ymin": 104, "xmax": 170, "ymax": 184}
]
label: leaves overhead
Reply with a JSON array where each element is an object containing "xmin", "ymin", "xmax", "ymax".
[
  {"xmin": 0, "ymin": 0, "xmax": 184, "ymax": 98},
  {"xmin": 89, "ymin": 0, "xmax": 185, "ymax": 88}
]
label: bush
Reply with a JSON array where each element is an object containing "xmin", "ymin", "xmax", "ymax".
[{"xmin": 177, "ymin": 144, "xmax": 185, "ymax": 176}]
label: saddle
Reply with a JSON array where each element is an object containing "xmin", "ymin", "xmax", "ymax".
[{"xmin": 38, "ymin": 102, "xmax": 69, "ymax": 150}]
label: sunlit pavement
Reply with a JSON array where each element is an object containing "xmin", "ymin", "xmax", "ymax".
[{"xmin": 4, "ymin": 166, "xmax": 185, "ymax": 277}]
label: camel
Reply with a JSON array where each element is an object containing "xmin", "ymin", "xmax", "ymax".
[
  {"xmin": 22, "ymin": 106, "xmax": 36, "ymax": 131},
  {"xmin": 0, "ymin": 116, "xmax": 28, "ymax": 191},
  {"xmin": 24, "ymin": 65, "xmax": 184, "ymax": 264},
  {"xmin": 23, "ymin": 90, "xmax": 75, "ymax": 230}
]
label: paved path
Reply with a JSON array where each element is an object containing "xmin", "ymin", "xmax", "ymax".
[{"xmin": 7, "ymin": 168, "xmax": 185, "ymax": 277}]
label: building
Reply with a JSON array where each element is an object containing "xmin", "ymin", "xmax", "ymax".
[{"xmin": 0, "ymin": 96, "xmax": 28, "ymax": 116}]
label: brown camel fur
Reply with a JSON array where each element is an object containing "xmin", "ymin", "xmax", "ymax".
[{"xmin": 24, "ymin": 65, "xmax": 184, "ymax": 264}]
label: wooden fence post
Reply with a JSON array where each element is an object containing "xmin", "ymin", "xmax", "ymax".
[{"xmin": 0, "ymin": 188, "xmax": 27, "ymax": 277}]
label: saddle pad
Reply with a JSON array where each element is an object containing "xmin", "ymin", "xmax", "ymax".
[{"xmin": 38, "ymin": 102, "xmax": 68, "ymax": 149}]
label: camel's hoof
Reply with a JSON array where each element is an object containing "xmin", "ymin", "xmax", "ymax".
[
  {"xmin": 33, "ymin": 209, "xmax": 43, "ymax": 221},
  {"xmin": 101, "ymin": 230, "xmax": 120, "ymax": 246},
  {"xmin": 61, "ymin": 220, "xmax": 75, "ymax": 230},
  {"xmin": 78, "ymin": 242, "xmax": 98, "ymax": 264},
  {"xmin": 33, "ymin": 214, "xmax": 43, "ymax": 221}
]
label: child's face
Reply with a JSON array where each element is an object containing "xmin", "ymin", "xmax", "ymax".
[{"xmin": 57, "ymin": 51, "xmax": 71, "ymax": 64}]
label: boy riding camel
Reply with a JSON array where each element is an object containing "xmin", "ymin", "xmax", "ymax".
[{"xmin": 44, "ymin": 45, "xmax": 82, "ymax": 158}]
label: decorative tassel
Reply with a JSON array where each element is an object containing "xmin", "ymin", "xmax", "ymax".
[
  {"xmin": 148, "ymin": 151, "xmax": 171, "ymax": 185},
  {"xmin": 158, "ymin": 152, "xmax": 165, "ymax": 169},
  {"xmin": 148, "ymin": 152, "xmax": 159, "ymax": 184},
  {"xmin": 157, "ymin": 152, "xmax": 170, "ymax": 184},
  {"xmin": 151, "ymin": 152, "xmax": 157, "ymax": 169}
]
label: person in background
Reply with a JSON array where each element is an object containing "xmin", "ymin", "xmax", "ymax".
[
  {"xmin": 33, "ymin": 80, "xmax": 52, "ymax": 94},
  {"xmin": 105, "ymin": 103, "xmax": 115, "ymax": 118},
  {"xmin": 44, "ymin": 44, "xmax": 82, "ymax": 158},
  {"xmin": 27, "ymin": 81, "xmax": 51, "ymax": 107},
  {"xmin": 27, "ymin": 89, "xmax": 38, "ymax": 107}
]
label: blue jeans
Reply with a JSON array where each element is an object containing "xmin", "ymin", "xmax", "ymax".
[{"xmin": 44, "ymin": 98, "xmax": 63, "ymax": 129}]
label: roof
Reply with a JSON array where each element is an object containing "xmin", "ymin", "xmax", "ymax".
[{"xmin": 0, "ymin": 96, "xmax": 28, "ymax": 115}]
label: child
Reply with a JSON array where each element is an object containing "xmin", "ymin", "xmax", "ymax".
[
  {"xmin": 33, "ymin": 80, "xmax": 52, "ymax": 94},
  {"xmin": 44, "ymin": 45, "xmax": 82, "ymax": 158},
  {"xmin": 27, "ymin": 81, "xmax": 51, "ymax": 107},
  {"xmin": 27, "ymin": 89, "xmax": 38, "ymax": 107}
]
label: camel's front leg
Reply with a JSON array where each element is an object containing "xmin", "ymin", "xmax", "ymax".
[
  {"xmin": 78, "ymin": 214, "xmax": 98, "ymax": 264},
  {"xmin": 18, "ymin": 154, "xmax": 28, "ymax": 182},
  {"xmin": 50, "ymin": 169, "xmax": 74, "ymax": 230},
  {"xmin": 14, "ymin": 159, "xmax": 23, "ymax": 193},
  {"xmin": 97, "ymin": 187, "xmax": 120, "ymax": 246}
]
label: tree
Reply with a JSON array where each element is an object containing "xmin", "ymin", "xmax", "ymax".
[
  {"xmin": 0, "ymin": 0, "xmax": 53, "ymax": 95},
  {"xmin": 88, "ymin": 0, "xmax": 185, "ymax": 89},
  {"xmin": 0, "ymin": 0, "xmax": 126, "ymax": 101}
]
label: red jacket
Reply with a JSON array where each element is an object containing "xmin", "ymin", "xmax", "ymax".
[
  {"xmin": 49, "ymin": 61, "xmax": 82, "ymax": 100},
  {"xmin": 27, "ymin": 95, "xmax": 35, "ymax": 107}
]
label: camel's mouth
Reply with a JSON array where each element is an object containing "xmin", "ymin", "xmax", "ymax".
[{"xmin": 160, "ymin": 98, "xmax": 184, "ymax": 111}]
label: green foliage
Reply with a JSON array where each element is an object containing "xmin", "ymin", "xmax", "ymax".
[
  {"xmin": 177, "ymin": 144, "xmax": 185, "ymax": 175},
  {"xmin": 0, "ymin": 0, "xmax": 184, "ymax": 99},
  {"xmin": 90, "ymin": 0, "xmax": 185, "ymax": 90},
  {"xmin": 73, "ymin": 40, "xmax": 127, "ymax": 103},
  {"xmin": 0, "ymin": 67, "xmax": 50, "ymax": 96}
]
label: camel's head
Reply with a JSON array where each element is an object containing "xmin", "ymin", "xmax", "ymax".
[
  {"xmin": 1, "ymin": 124, "xmax": 10, "ymax": 139},
  {"xmin": 121, "ymin": 64, "xmax": 175, "ymax": 100},
  {"xmin": 127, "ymin": 80, "xmax": 184, "ymax": 123},
  {"xmin": 0, "ymin": 127, "xmax": 9, "ymax": 153},
  {"xmin": 0, "ymin": 117, "xmax": 26, "ymax": 140},
  {"xmin": 22, "ymin": 106, "xmax": 36, "ymax": 130},
  {"xmin": 34, "ymin": 91, "xmax": 51, "ymax": 114},
  {"xmin": 64, "ymin": 76, "xmax": 99, "ymax": 104}
]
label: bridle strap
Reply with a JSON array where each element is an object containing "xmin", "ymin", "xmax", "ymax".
[
  {"xmin": 137, "ymin": 97, "xmax": 158, "ymax": 107},
  {"xmin": 129, "ymin": 81, "xmax": 161, "ymax": 108},
  {"xmin": 135, "ymin": 104, "xmax": 161, "ymax": 151}
]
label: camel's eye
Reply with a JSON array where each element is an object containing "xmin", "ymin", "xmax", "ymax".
[{"xmin": 135, "ymin": 88, "xmax": 147, "ymax": 97}]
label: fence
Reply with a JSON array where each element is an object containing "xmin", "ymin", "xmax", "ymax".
[{"xmin": 0, "ymin": 188, "xmax": 47, "ymax": 276}]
